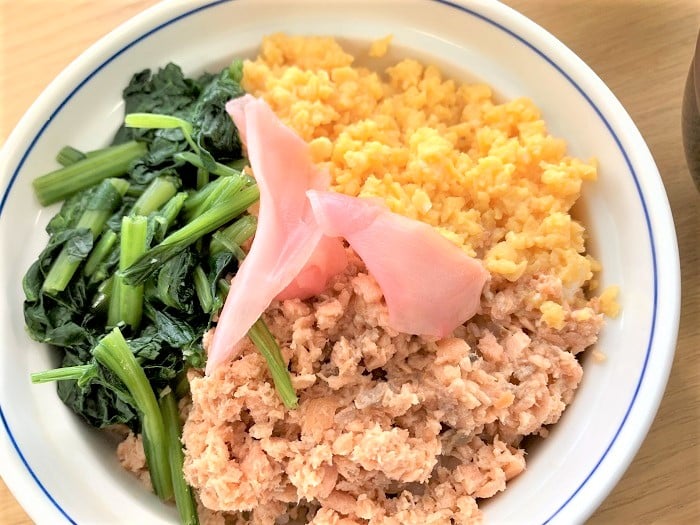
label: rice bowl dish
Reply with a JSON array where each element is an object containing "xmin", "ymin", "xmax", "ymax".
[
  {"xmin": 0, "ymin": 2, "xmax": 680, "ymax": 525},
  {"xmin": 114, "ymin": 34, "xmax": 618, "ymax": 524}
]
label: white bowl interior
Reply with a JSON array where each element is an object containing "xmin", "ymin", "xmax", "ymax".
[{"xmin": 0, "ymin": 1, "xmax": 678, "ymax": 524}]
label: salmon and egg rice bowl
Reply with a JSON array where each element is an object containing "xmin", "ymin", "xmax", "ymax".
[{"xmin": 117, "ymin": 34, "xmax": 619, "ymax": 524}]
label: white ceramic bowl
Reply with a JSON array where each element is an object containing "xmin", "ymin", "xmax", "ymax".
[{"xmin": 0, "ymin": 1, "xmax": 681, "ymax": 524}]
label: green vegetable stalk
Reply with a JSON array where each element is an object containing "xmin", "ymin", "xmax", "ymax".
[
  {"xmin": 209, "ymin": 219, "xmax": 296, "ymax": 408},
  {"xmin": 182, "ymin": 178, "xmax": 225, "ymax": 216},
  {"xmin": 193, "ymin": 265, "xmax": 214, "ymax": 314},
  {"xmin": 31, "ymin": 364, "xmax": 95, "ymax": 387},
  {"xmin": 196, "ymin": 168, "xmax": 209, "ymax": 190},
  {"xmin": 125, "ymin": 113, "xmax": 199, "ymax": 154},
  {"xmin": 160, "ymin": 390, "xmax": 199, "ymax": 525},
  {"xmin": 228, "ymin": 59, "xmax": 244, "ymax": 83},
  {"xmin": 42, "ymin": 178, "xmax": 129, "ymax": 295},
  {"xmin": 90, "ymin": 275, "xmax": 113, "ymax": 312},
  {"xmin": 152, "ymin": 192, "xmax": 189, "ymax": 243},
  {"xmin": 209, "ymin": 214, "xmax": 257, "ymax": 259},
  {"xmin": 247, "ymin": 319, "xmax": 298, "ymax": 409},
  {"xmin": 83, "ymin": 230, "xmax": 117, "ymax": 278},
  {"xmin": 131, "ymin": 177, "xmax": 179, "ymax": 216},
  {"xmin": 123, "ymin": 184, "xmax": 260, "ymax": 285},
  {"xmin": 33, "ymin": 141, "xmax": 146, "ymax": 205},
  {"xmin": 56, "ymin": 145, "xmax": 113, "ymax": 167},
  {"xmin": 186, "ymin": 175, "xmax": 247, "ymax": 221},
  {"xmin": 92, "ymin": 328, "xmax": 173, "ymax": 501},
  {"xmin": 108, "ymin": 215, "xmax": 148, "ymax": 330},
  {"xmin": 226, "ymin": 158, "xmax": 249, "ymax": 171},
  {"xmin": 185, "ymin": 173, "xmax": 249, "ymax": 221},
  {"xmin": 174, "ymin": 151, "xmax": 253, "ymax": 182},
  {"xmin": 56, "ymin": 146, "xmax": 87, "ymax": 167}
]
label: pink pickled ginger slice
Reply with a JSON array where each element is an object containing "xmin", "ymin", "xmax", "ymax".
[
  {"xmin": 207, "ymin": 95, "xmax": 488, "ymax": 374},
  {"xmin": 206, "ymin": 96, "xmax": 328, "ymax": 374},
  {"xmin": 276, "ymin": 235, "xmax": 348, "ymax": 301},
  {"xmin": 307, "ymin": 190, "xmax": 489, "ymax": 337}
]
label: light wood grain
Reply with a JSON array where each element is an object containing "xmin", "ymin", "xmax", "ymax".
[{"xmin": 1, "ymin": 1, "xmax": 698, "ymax": 524}]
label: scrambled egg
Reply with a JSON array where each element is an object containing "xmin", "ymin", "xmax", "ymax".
[{"xmin": 242, "ymin": 34, "xmax": 617, "ymax": 323}]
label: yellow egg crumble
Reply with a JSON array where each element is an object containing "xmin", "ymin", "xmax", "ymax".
[{"xmin": 242, "ymin": 34, "xmax": 617, "ymax": 317}]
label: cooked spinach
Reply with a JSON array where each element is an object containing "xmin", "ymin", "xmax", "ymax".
[
  {"xmin": 23, "ymin": 59, "xmax": 296, "ymax": 524},
  {"xmin": 191, "ymin": 68, "xmax": 245, "ymax": 161},
  {"xmin": 24, "ymin": 61, "xmax": 249, "ymax": 431},
  {"xmin": 113, "ymin": 62, "xmax": 244, "ymax": 191}
]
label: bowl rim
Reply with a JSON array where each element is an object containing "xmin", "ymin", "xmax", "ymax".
[{"xmin": 0, "ymin": 1, "xmax": 681, "ymax": 524}]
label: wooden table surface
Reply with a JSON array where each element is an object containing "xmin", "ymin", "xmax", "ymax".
[{"xmin": 1, "ymin": 1, "xmax": 698, "ymax": 524}]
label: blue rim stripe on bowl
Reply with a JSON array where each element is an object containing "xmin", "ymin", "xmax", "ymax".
[
  {"xmin": 0, "ymin": 1, "xmax": 658, "ymax": 523},
  {"xmin": 0, "ymin": 410, "xmax": 77, "ymax": 525}
]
